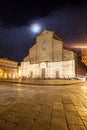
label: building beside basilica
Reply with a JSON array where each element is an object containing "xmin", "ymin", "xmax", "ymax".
[
  {"xmin": 19, "ymin": 29, "xmax": 87, "ymax": 79},
  {"xmin": 0, "ymin": 58, "xmax": 18, "ymax": 79},
  {"xmin": 81, "ymin": 48, "xmax": 87, "ymax": 66}
]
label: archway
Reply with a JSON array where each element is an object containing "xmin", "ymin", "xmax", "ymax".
[
  {"xmin": 40, "ymin": 62, "xmax": 46, "ymax": 79},
  {"xmin": 0, "ymin": 69, "xmax": 4, "ymax": 78}
]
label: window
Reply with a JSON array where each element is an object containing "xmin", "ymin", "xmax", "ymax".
[{"xmin": 42, "ymin": 42, "xmax": 46, "ymax": 50}]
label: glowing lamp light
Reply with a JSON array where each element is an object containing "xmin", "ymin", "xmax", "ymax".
[
  {"xmin": 71, "ymin": 44, "xmax": 87, "ymax": 49},
  {"xmin": 73, "ymin": 46, "xmax": 87, "ymax": 49},
  {"xmin": 30, "ymin": 23, "xmax": 42, "ymax": 34}
]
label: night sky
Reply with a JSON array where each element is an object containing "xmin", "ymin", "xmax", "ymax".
[{"xmin": 0, "ymin": 0, "xmax": 87, "ymax": 62}]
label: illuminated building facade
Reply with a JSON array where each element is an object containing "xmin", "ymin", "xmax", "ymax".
[
  {"xmin": 81, "ymin": 48, "xmax": 87, "ymax": 66},
  {"xmin": 19, "ymin": 30, "xmax": 86, "ymax": 79},
  {"xmin": 0, "ymin": 58, "xmax": 18, "ymax": 79}
]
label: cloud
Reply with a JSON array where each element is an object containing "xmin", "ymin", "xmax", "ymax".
[
  {"xmin": 38, "ymin": 6, "xmax": 87, "ymax": 43},
  {"xmin": 0, "ymin": 0, "xmax": 85, "ymax": 27},
  {"xmin": 0, "ymin": 1, "xmax": 87, "ymax": 61}
]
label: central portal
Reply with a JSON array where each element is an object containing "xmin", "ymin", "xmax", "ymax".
[
  {"xmin": 40, "ymin": 62, "xmax": 46, "ymax": 79},
  {"xmin": 41, "ymin": 68, "xmax": 45, "ymax": 79}
]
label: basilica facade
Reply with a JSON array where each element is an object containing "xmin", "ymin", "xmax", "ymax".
[{"xmin": 19, "ymin": 30, "xmax": 86, "ymax": 79}]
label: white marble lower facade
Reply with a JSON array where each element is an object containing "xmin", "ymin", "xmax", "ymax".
[{"xmin": 19, "ymin": 60, "xmax": 75, "ymax": 79}]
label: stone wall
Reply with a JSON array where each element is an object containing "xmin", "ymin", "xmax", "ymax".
[
  {"xmin": 20, "ymin": 60, "xmax": 76, "ymax": 79},
  {"xmin": 63, "ymin": 49, "xmax": 75, "ymax": 61},
  {"xmin": 30, "ymin": 44, "xmax": 37, "ymax": 64},
  {"xmin": 36, "ymin": 30, "xmax": 53, "ymax": 63},
  {"xmin": 62, "ymin": 60, "xmax": 75, "ymax": 78},
  {"xmin": 53, "ymin": 39, "xmax": 63, "ymax": 62}
]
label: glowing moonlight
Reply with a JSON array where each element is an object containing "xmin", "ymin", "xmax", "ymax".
[{"xmin": 30, "ymin": 23, "xmax": 42, "ymax": 34}]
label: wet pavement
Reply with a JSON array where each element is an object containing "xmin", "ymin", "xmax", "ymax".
[{"xmin": 0, "ymin": 81, "xmax": 87, "ymax": 130}]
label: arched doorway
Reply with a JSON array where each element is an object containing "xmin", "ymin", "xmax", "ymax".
[
  {"xmin": 42, "ymin": 68, "xmax": 45, "ymax": 79},
  {"xmin": 3, "ymin": 72, "xmax": 8, "ymax": 79},
  {"xmin": 40, "ymin": 62, "xmax": 46, "ymax": 79}
]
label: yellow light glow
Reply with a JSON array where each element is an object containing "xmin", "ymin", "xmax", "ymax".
[
  {"xmin": 81, "ymin": 86, "xmax": 87, "ymax": 93},
  {"xmin": 0, "ymin": 69, "xmax": 3, "ymax": 78},
  {"xmin": 72, "ymin": 45, "xmax": 87, "ymax": 49},
  {"xmin": 3, "ymin": 73, "xmax": 7, "ymax": 79}
]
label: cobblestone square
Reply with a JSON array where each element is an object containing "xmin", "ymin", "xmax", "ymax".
[{"xmin": 0, "ymin": 81, "xmax": 87, "ymax": 130}]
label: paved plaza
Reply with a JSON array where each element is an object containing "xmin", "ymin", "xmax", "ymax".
[{"xmin": 0, "ymin": 81, "xmax": 87, "ymax": 130}]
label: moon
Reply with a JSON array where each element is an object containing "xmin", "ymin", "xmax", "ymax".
[{"xmin": 30, "ymin": 23, "xmax": 42, "ymax": 34}]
